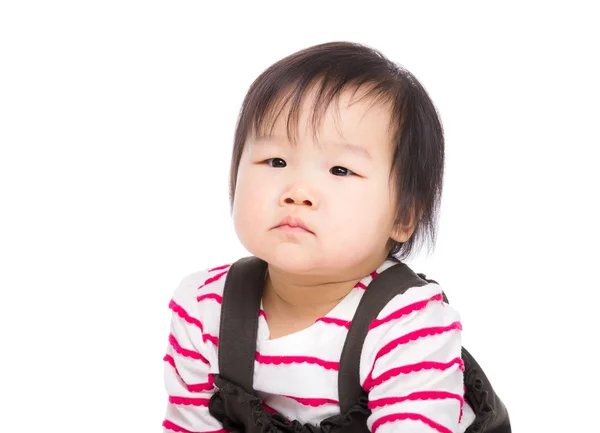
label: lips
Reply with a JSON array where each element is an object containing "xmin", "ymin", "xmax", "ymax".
[{"xmin": 273, "ymin": 216, "xmax": 314, "ymax": 234}]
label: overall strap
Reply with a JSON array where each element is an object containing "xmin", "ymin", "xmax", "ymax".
[
  {"xmin": 338, "ymin": 261, "xmax": 430, "ymax": 413},
  {"xmin": 218, "ymin": 256, "xmax": 267, "ymax": 394}
]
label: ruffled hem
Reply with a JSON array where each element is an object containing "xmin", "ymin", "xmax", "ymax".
[
  {"xmin": 462, "ymin": 347, "xmax": 509, "ymax": 433},
  {"xmin": 208, "ymin": 375, "xmax": 370, "ymax": 433}
]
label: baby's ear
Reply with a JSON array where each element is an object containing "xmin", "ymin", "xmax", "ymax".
[
  {"xmin": 390, "ymin": 207, "xmax": 419, "ymax": 243},
  {"xmin": 391, "ymin": 224, "xmax": 414, "ymax": 243}
]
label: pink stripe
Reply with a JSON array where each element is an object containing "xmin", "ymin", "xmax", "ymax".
[
  {"xmin": 197, "ymin": 293, "xmax": 223, "ymax": 304},
  {"xmin": 372, "ymin": 413, "xmax": 451, "ymax": 433},
  {"xmin": 164, "ymin": 355, "xmax": 216, "ymax": 392},
  {"xmin": 369, "ymin": 294, "xmax": 443, "ymax": 330},
  {"xmin": 198, "ymin": 270, "xmax": 228, "ymax": 290},
  {"xmin": 163, "ymin": 420, "xmax": 227, "ymax": 433},
  {"xmin": 163, "ymin": 354, "xmax": 175, "ymax": 365},
  {"xmin": 188, "ymin": 375, "xmax": 215, "ymax": 393},
  {"xmin": 170, "ymin": 300, "xmax": 204, "ymax": 331},
  {"xmin": 365, "ymin": 358, "xmax": 464, "ymax": 390},
  {"xmin": 350, "ymin": 268, "xmax": 378, "ymax": 291},
  {"xmin": 256, "ymin": 352, "xmax": 339, "ymax": 371},
  {"xmin": 315, "ymin": 316, "xmax": 351, "ymax": 328},
  {"xmin": 203, "ymin": 333, "xmax": 219, "ymax": 346},
  {"xmin": 169, "ymin": 396, "xmax": 210, "ymax": 406},
  {"xmin": 164, "ymin": 354, "xmax": 179, "ymax": 375},
  {"xmin": 282, "ymin": 395, "xmax": 339, "ymax": 407},
  {"xmin": 169, "ymin": 300, "xmax": 219, "ymax": 346},
  {"xmin": 169, "ymin": 334, "xmax": 209, "ymax": 364},
  {"xmin": 259, "ymin": 310, "xmax": 267, "ymax": 320},
  {"xmin": 374, "ymin": 322, "xmax": 462, "ymax": 364},
  {"xmin": 262, "ymin": 403, "xmax": 278, "ymax": 414},
  {"xmin": 369, "ymin": 391, "xmax": 464, "ymax": 409},
  {"xmin": 208, "ymin": 264, "xmax": 230, "ymax": 272}
]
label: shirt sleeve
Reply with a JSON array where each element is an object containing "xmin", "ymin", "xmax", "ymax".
[
  {"xmin": 362, "ymin": 284, "xmax": 465, "ymax": 433},
  {"xmin": 162, "ymin": 273, "xmax": 225, "ymax": 433}
]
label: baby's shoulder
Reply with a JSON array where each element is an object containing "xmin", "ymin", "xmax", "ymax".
[
  {"xmin": 371, "ymin": 280, "xmax": 460, "ymax": 333},
  {"xmin": 174, "ymin": 262, "xmax": 231, "ymax": 294},
  {"xmin": 170, "ymin": 262, "xmax": 232, "ymax": 325}
]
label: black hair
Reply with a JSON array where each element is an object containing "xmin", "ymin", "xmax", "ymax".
[{"xmin": 229, "ymin": 41, "xmax": 444, "ymax": 260}]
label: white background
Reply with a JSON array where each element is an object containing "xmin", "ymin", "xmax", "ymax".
[{"xmin": 1, "ymin": 2, "xmax": 598, "ymax": 431}]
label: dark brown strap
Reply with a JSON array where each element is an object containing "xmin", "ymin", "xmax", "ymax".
[
  {"xmin": 218, "ymin": 256, "xmax": 439, "ymax": 410},
  {"xmin": 338, "ymin": 261, "xmax": 429, "ymax": 413},
  {"xmin": 218, "ymin": 256, "xmax": 267, "ymax": 394}
]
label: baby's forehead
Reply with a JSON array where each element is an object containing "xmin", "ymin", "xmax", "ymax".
[
  {"xmin": 252, "ymin": 90, "xmax": 396, "ymax": 145},
  {"xmin": 265, "ymin": 114, "xmax": 393, "ymax": 156},
  {"xmin": 250, "ymin": 132, "xmax": 375, "ymax": 158}
]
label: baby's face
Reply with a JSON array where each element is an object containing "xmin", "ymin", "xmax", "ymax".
[{"xmin": 232, "ymin": 88, "xmax": 402, "ymax": 278}]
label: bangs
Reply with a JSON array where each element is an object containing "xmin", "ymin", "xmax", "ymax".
[
  {"xmin": 235, "ymin": 42, "xmax": 407, "ymax": 147},
  {"xmin": 247, "ymin": 76, "xmax": 401, "ymax": 146}
]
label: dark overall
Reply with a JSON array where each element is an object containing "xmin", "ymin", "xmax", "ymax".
[{"xmin": 208, "ymin": 257, "xmax": 511, "ymax": 433}]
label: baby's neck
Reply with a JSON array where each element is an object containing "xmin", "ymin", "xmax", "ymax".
[
  {"xmin": 260, "ymin": 254, "xmax": 390, "ymax": 339},
  {"xmin": 263, "ymin": 269, "xmax": 359, "ymax": 320},
  {"xmin": 261, "ymin": 270, "xmax": 359, "ymax": 339}
]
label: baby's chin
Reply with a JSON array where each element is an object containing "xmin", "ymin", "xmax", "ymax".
[
  {"xmin": 262, "ymin": 244, "xmax": 371, "ymax": 280},
  {"xmin": 257, "ymin": 243, "xmax": 326, "ymax": 275}
]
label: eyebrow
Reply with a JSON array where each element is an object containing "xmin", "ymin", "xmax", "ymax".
[{"xmin": 251, "ymin": 135, "xmax": 372, "ymax": 160}]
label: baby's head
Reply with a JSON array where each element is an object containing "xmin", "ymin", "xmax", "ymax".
[{"xmin": 229, "ymin": 42, "xmax": 444, "ymax": 277}]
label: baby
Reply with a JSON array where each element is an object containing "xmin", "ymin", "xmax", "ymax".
[{"xmin": 163, "ymin": 42, "xmax": 509, "ymax": 433}]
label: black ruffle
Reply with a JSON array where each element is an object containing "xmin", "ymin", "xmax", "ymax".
[
  {"xmin": 463, "ymin": 348, "xmax": 511, "ymax": 433},
  {"xmin": 464, "ymin": 362, "xmax": 494, "ymax": 433},
  {"xmin": 208, "ymin": 375, "xmax": 371, "ymax": 433}
]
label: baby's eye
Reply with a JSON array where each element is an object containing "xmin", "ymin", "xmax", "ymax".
[
  {"xmin": 266, "ymin": 158, "xmax": 286, "ymax": 168},
  {"xmin": 330, "ymin": 166, "xmax": 354, "ymax": 176}
]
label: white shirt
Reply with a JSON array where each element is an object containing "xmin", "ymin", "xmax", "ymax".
[{"xmin": 163, "ymin": 260, "xmax": 475, "ymax": 433}]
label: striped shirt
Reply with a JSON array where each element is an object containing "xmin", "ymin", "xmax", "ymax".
[{"xmin": 163, "ymin": 260, "xmax": 475, "ymax": 433}]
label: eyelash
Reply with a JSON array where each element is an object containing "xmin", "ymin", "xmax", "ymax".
[{"xmin": 264, "ymin": 158, "xmax": 355, "ymax": 177}]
